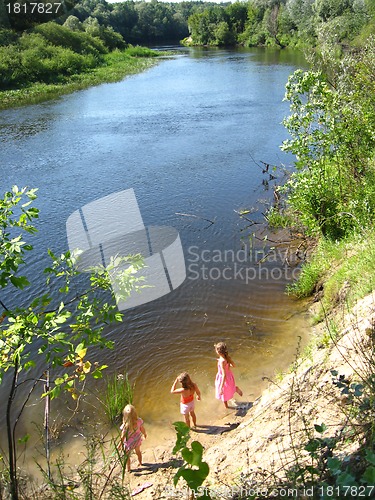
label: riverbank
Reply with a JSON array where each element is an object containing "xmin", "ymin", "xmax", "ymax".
[
  {"xmin": 0, "ymin": 48, "xmax": 168, "ymax": 111},
  {"xmin": 25, "ymin": 286, "xmax": 374, "ymax": 499},
  {"xmin": 114, "ymin": 291, "xmax": 375, "ymax": 499}
]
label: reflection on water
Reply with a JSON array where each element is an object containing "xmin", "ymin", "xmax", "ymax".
[{"xmin": 0, "ymin": 47, "xmax": 309, "ymax": 469}]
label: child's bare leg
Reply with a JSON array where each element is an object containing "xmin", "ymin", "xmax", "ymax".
[
  {"xmin": 236, "ymin": 386, "xmax": 243, "ymax": 397},
  {"xmin": 134, "ymin": 446, "xmax": 142, "ymax": 466},
  {"xmin": 224, "ymin": 400, "xmax": 229, "ymax": 408},
  {"xmin": 184, "ymin": 414, "xmax": 191, "ymax": 427},
  {"xmin": 190, "ymin": 410, "xmax": 197, "ymax": 427},
  {"xmin": 126, "ymin": 454, "xmax": 131, "ymax": 472}
]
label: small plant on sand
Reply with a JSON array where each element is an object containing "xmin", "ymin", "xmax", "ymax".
[{"xmin": 172, "ymin": 422, "xmax": 211, "ymax": 499}]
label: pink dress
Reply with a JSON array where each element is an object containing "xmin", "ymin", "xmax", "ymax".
[
  {"xmin": 121, "ymin": 418, "xmax": 143, "ymax": 452},
  {"xmin": 215, "ymin": 359, "xmax": 236, "ymax": 402}
]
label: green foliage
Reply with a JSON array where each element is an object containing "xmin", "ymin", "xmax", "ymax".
[
  {"xmin": 0, "ymin": 26, "xmax": 105, "ymax": 90},
  {"xmin": 37, "ymin": 436, "xmax": 132, "ymax": 498},
  {"xmin": 0, "ymin": 28, "xmax": 17, "ymax": 46},
  {"xmin": 100, "ymin": 372, "xmax": 134, "ymax": 424},
  {"xmin": 0, "ymin": 186, "xmax": 38, "ymax": 289},
  {"xmin": 172, "ymin": 422, "xmax": 211, "ymax": 499},
  {"xmin": 172, "ymin": 421, "xmax": 191, "ymax": 455},
  {"xmin": 184, "ymin": 0, "xmax": 375, "ymax": 48},
  {"xmin": 281, "ymin": 38, "xmax": 375, "ymax": 239},
  {"xmin": 35, "ymin": 22, "xmax": 107, "ymax": 55},
  {"xmin": 125, "ymin": 45, "xmax": 159, "ymax": 58},
  {"xmin": 0, "ymin": 47, "xmax": 161, "ymax": 110},
  {"xmin": 288, "ymin": 231, "xmax": 375, "ymax": 313},
  {"xmin": 265, "ymin": 206, "xmax": 293, "ymax": 229},
  {"xmin": 0, "ymin": 186, "xmax": 144, "ymax": 498}
]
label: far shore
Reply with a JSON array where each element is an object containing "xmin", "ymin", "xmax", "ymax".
[{"xmin": 0, "ymin": 48, "xmax": 171, "ymax": 111}]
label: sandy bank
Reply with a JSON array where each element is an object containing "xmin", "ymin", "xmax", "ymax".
[{"xmin": 123, "ymin": 293, "xmax": 374, "ymax": 499}]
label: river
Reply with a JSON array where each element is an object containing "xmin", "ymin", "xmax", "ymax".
[{"xmin": 0, "ymin": 47, "xmax": 309, "ymax": 462}]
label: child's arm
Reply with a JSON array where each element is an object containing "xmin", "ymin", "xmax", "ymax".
[
  {"xmin": 120, "ymin": 426, "xmax": 125, "ymax": 441},
  {"xmin": 170, "ymin": 377, "xmax": 184, "ymax": 394},
  {"xmin": 140, "ymin": 424, "xmax": 147, "ymax": 439},
  {"xmin": 218, "ymin": 359, "xmax": 226, "ymax": 394},
  {"xmin": 194, "ymin": 383, "xmax": 201, "ymax": 401}
]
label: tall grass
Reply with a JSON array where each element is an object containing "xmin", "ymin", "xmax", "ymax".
[
  {"xmin": 100, "ymin": 373, "xmax": 134, "ymax": 425},
  {"xmin": 289, "ymin": 231, "xmax": 375, "ymax": 319}
]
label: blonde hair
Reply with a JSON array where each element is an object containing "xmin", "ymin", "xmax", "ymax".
[
  {"xmin": 215, "ymin": 342, "xmax": 233, "ymax": 365},
  {"xmin": 122, "ymin": 404, "xmax": 138, "ymax": 432},
  {"xmin": 178, "ymin": 372, "xmax": 194, "ymax": 390}
]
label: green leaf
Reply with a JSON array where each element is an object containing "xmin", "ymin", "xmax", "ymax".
[
  {"xmin": 24, "ymin": 360, "xmax": 36, "ymax": 370},
  {"xmin": 336, "ymin": 471, "xmax": 357, "ymax": 487},
  {"xmin": 365, "ymin": 449, "xmax": 375, "ymax": 466},
  {"xmin": 75, "ymin": 343, "xmax": 87, "ymax": 359},
  {"xmin": 172, "ymin": 421, "xmax": 190, "ymax": 455},
  {"xmin": 305, "ymin": 438, "xmax": 321, "ymax": 453},
  {"xmin": 91, "ymin": 369, "xmax": 103, "ymax": 379},
  {"xmin": 314, "ymin": 423, "xmax": 327, "ymax": 434},
  {"xmin": 327, "ymin": 457, "xmax": 342, "ymax": 475},
  {"xmin": 353, "ymin": 384, "xmax": 364, "ymax": 397},
  {"xmin": 191, "ymin": 441, "xmax": 204, "ymax": 466},
  {"xmin": 9, "ymin": 275, "xmax": 30, "ymax": 289},
  {"xmin": 361, "ymin": 466, "xmax": 375, "ymax": 485},
  {"xmin": 18, "ymin": 434, "xmax": 30, "ymax": 444},
  {"xmin": 173, "ymin": 466, "xmax": 185, "ymax": 487},
  {"xmin": 181, "ymin": 447, "xmax": 193, "ymax": 465},
  {"xmin": 179, "ymin": 468, "xmax": 201, "ymax": 490}
]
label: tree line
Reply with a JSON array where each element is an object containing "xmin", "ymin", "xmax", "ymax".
[
  {"xmin": 0, "ymin": 1, "xmax": 215, "ymax": 90},
  {"xmin": 1, "ymin": 0, "xmax": 374, "ymax": 91},
  {"xmin": 185, "ymin": 0, "xmax": 375, "ymax": 48}
]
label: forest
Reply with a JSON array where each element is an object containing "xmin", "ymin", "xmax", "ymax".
[
  {"xmin": 185, "ymin": 0, "xmax": 375, "ymax": 47},
  {"xmin": 0, "ymin": 0, "xmax": 374, "ymax": 91}
]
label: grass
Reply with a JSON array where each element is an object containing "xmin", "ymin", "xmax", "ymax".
[
  {"xmin": 0, "ymin": 47, "xmax": 170, "ymax": 110},
  {"xmin": 265, "ymin": 206, "xmax": 294, "ymax": 229},
  {"xmin": 288, "ymin": 230, "xmax": 375, "ymax": 320},
  {"xmin": 100, "ymin": 372, "xmax": 134, "ymax": 425}
]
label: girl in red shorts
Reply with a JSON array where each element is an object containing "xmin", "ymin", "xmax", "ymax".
[{"xmin": 171, "ymin": 372, "xmax": 201, "ymax": 428}]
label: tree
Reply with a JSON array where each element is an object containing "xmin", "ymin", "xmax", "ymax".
[
  {"xmin": 63, "ymin": 15, "xmax": 83, "ymax": 32},
  {"xmin": 0, "ymin": 186, "xmax": 143, "ymax": 499},
  {"xmin": 281, "ymin": 37, "xmax": 375, "ymax": 237},
  {"xmin": 83, "ymin": 16, "xmax": 101, "ymax": 38}
]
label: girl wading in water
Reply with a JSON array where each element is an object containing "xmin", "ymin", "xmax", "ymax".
[
  {"xmin": 215, "ymin": 342, "xmax": 243, "ymax": 408},
  {"xmin": 171, "ymin": 372, "xmax": 201, "ymax": 428},
  {"xmin": 120, "ymin": 404, "xmax": 147, "ymax": 471}
]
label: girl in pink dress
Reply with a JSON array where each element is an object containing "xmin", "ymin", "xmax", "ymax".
[
  {"xmin": 120, "ymin": 404, "xmax": 147, "ymax": 471},
  {"xmin": 215, "ymin": 342, "xmax": 243, "ymax": 408}
]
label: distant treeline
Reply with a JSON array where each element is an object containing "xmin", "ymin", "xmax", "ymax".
[
  {"xmin": 185, "ymin": 0, "xmax": 375, "ymax": 48},
  {"xmin": 1, "ymin": 0, "xmax": 375, "ymax": 91},
  {"xmin": 0, "ymin": 1, "xmax": 213, "ymax": 90}
]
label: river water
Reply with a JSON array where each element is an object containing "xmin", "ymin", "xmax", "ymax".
[{"xmin": 0, "ymin": 47, "xmax": 309, "ymax": 459}]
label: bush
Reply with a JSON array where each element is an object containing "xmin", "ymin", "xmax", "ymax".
[
  {"xmin": 0, "ymin": 28, "xmax": 18, "ymax": 46},
  {"xmin": 35, "ymin": 22, "xmax": 107, "ymax": 55},
  {"xmin": 281, "ymin": 40, "xmax": 375, "ymax": 239},
  {"xmin": 125, "ymin": 45, "xmax": 159, "ymax": 57}
]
